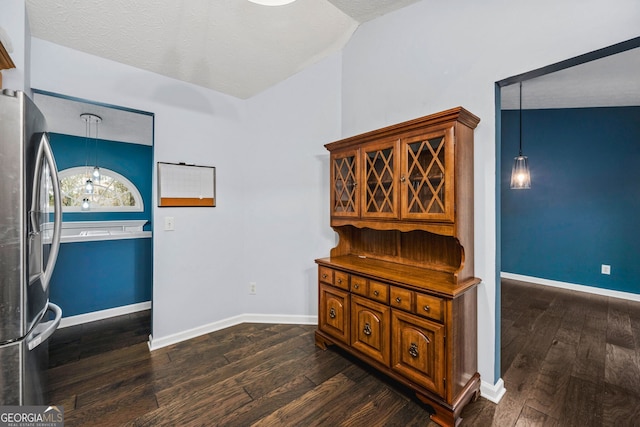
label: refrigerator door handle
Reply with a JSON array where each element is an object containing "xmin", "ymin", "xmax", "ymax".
[
  {"xmin": 27, "ymin": 302, "xmax": 62, "ymax": 351},
  {"xmin": 33, "ymin": 133, "xmax": 62, "ymax": 292}
]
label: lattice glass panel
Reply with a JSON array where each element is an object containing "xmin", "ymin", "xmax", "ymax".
[
  {"xmin": 406, "ymin": 136, "xmax": 445, "ymax": 214},
  {"xmin": 365, "ymin": 147, "xmax": 394, "ymax": 213},
  {"xmin": 333, "ymin": 156, "xmax": 357, "ymax": 213}
]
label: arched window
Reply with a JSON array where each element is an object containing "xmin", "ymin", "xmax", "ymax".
[{"xmin": 54, "ymin": 167, "xmax": 144, "ymax": 212}]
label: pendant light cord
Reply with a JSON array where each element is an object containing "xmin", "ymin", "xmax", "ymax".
[
  {"xmin": 85, "ymin": 117, "xmax": 90, "ymax": 171},
  {"xmin": 519, "ymin": 81, "xmax": 523, "ymax": 157},
  {"xmin": 95, "ymin": 119, "xmax": 99, "ymax": 168}
]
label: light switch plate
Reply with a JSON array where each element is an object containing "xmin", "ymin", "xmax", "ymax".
[{"xmin": 164, "ymin": 216, "xmax": 175, "ymax": 231}]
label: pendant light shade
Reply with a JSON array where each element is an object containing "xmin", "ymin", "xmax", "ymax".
[
  {"xmin": 510, "ymin": 155, "xmax": 531, "ymax": 189},
  {"xmin": 510, "ymin": 82, "xmax": 531, "ymax": 189}
]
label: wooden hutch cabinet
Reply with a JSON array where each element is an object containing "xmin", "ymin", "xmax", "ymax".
[{"xmin": 316, "ymin": 107, "xmax": 481, "ymax": 427}]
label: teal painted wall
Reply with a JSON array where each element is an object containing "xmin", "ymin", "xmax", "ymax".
[
  {"xmin": 501, "ymin": 106, "xmax": 640, "ymax": 295},
  {"xmin": 49, "ymin": 133, "xmax": 153, "ymax": 316},
  {"xmin": 49, "ymin": 238, "xmax": 152, "ymax": 316}
]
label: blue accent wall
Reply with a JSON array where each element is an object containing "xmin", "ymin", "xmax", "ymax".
[
  {"xmin": 49, "ymin": 238, "xmax": 152, "ymax": 317},
  {"xmin": 48, "ymin": 133, "xmax": 153, "ymax": 316},
  {"xmin": 49, "ymin": 133, "xmax": 153, "ymax": 229},
  {"xmin": 501, "ymin": 106, "xmax": 640, "ymax": 295}
]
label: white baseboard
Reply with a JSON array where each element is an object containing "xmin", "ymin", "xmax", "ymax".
[
  {"xmin": 148, "ymin": 313, "xmax": 318, "ymax": 351},
  {"xmin": 58, "ymin": 301, "xmax": 151, "ymax": 328},
  {"xmin": 501, "ymin": 272, "xmax": 640, "ymax": 302},
  {"xmin": 481, "ymin": 378, "xmax": 506, "ymax": 403}
]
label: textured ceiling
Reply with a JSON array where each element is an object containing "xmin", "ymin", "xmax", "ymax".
[
  {"xmin": 501, "ymin": 47, "xmax": 640, "ymax": 110},
  {"xmin": 25, "ymin": 0, "xmax": 420, "ymax": 99},
  {"xmin": 33, "ymin": 92, "xmax": 154, "ymax": 146},
  {"xmin": 21, "ymin": 1, "xmax": 638, "ymax": 144}
]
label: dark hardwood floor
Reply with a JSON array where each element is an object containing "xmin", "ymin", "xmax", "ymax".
[{"xmin": 47, "ymin": 279, "xmax": 640, "ymax": 426}]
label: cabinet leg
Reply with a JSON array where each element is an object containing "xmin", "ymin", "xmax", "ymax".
[
  {"xmin": 314, "ymin": 332, "xmax": 329, "ymax": 350},
  {"xmin": 415, "ymin": 394, "xmax": 457, "ymax": 427},
  {"xmin": 416, "ymin": 372, "xmax": 481, "ymax": 427}
]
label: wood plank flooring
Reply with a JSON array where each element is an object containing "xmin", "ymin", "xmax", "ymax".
[{"xmin": 47, "ymin": 279, "xmax": 640, "ymax": 426}]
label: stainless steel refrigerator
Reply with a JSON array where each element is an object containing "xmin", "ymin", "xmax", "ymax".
[{"xmin": 0, "ymin": 89, "xmax": 63, "ymax": 405}]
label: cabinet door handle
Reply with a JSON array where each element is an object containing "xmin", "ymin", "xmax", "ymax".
[
  {"xmin": 337, "ymin": 278, "xmax": 342, "ymax": 284},
  {"xmin": 400, "ymin": 175, "xmax": 406, "ymax": 183},
  {"xmin": 373, "ymin": 290, "xmax": 379, "ymax": 297},
  {"xmin": 423, "ymin": 305, "xmax": 430, "ymax": 312},
  {"xmin": 329, "ymin": 308, "xmax": 336, "ymax": 319},
  {"xmin": 395, "ymin": 297, "xmax": 402, "ymax": 303},
  {"xmin": 409, "ymin": 342, "xmax": 419, "ymax": 358},
  {"xmin": 322, "ymin": 274, "xmax": 328, "ymax": 279},
  {"xmin": 354, "ymin": 284, "xmax": 359, "ymax": 289},
  {"xmin": 363, "ymin": 322, "xmax": 372, "ymax": 336}
]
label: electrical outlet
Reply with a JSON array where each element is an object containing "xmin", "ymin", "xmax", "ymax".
[
  {"xmin": 164, "ymin": 216, "xmax": 175, "ymax": 231},
  {"xmin": 601, "ymin": 264, "xmax": 611, "ymax": 275},
  {"xmin": 249, "ymin": 282, "xmax": 257, "ymax": 295}
]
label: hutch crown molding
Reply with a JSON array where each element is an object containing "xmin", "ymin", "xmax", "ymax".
[{"xmin": 315, "ymin": 107, "xmax": 481, "ymax": 427}]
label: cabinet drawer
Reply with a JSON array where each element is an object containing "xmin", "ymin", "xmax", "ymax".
[
  {"xmin": 334, "ymin": 271, "xmax": 350, "ymax": 290},
  {"xmin": 351, "ymin": 295, "xmax": 390, "ymax": 365},
  {"xmin": 319, "ymin": 266, "xmax": 334, "ymax": 284},
  {"xmin": 415, "ymin": 293, "xmax": 445, "ymax": 322},
  {"xmin": 390, "ymin": 286, "xmax": 413, "ymax": 312},
  {"xmin": 351, "ymin": 275, "xmax": 368, "ymax": 296},
  {"xmin": 319, "ymin": 283, "xmax": 350, "ymax": 344},
  {"xmin": 391, "ymin": 309, "xmax": 445, "ymax": 397},
  {"xmin": 369, "ymin": 280, "xmax": 389, "ymax": 304}
]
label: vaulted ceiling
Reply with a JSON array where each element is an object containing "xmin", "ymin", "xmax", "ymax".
[
  {"xmin": 25, "ymin": 0, "xmax": 420, "ymax": 99},
  {"xmin": 22, "ymin": 1, "xmax": 639, "ymax": 143}
]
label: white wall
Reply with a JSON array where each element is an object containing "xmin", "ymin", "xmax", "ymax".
[
  {"xmin": 340, "ymin": 0, "xmax": 640, "ymax": 387},
  {"xmin": 241, "ymin": 53, "xmax": 342, "ymax": 318},
  {"xmin": 0, "ymin": 0, "xmax": 28, "ymax": 92}
]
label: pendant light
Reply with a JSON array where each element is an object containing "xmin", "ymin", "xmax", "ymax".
[
  {"xmin": 510, "ymin": 82, "xmax": 531, "ymax": 189},
  {"xmin": 80, "ymin": 113, "xmax": 102, "ymax": 205}
]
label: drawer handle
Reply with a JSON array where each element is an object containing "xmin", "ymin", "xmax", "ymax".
[
  {"xmin": 329, "ymin": 308, "xmax": 336, "ymax": 319},
  {"xmin": 373, "ymin": 290, "xmax": 379, "ymax": 297},
  {"xmin": 322, "ymin": 274, "xmax": 328, "ymax": 279},
  {"xmin": 363, "ymin": 323, "xmax": 372, "ymax": 336},
  {"xmin": 354, "ymin": 284, "xmax": 359, "ymax": 289},
  {"xmin": 423, "ymin": 305, "xmax": 430, "ymax": 312},
  {"xmin": 395, "ymin": 297, "xmax": 402, "ymax": 303},
  {"xmin": 337, "ymin": 278, "xmax": 342, "ymax": 284},
  {"xmin": 409, "ymin": 342, "xmax": 419, "ymax": 358}
]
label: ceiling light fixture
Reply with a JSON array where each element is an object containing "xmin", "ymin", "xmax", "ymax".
[
  {"xmin": 248, "ymin": 0, "xmax": 297, "ymax": 5},
  {"xmin": 80, "ymin": 113, "xmax": 102, "ymax": 201},
  {"xmin": 510, "ymin": 82, "xmax": 531, "ymax": 190}
]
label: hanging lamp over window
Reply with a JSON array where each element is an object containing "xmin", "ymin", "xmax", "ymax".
[
  {"xmin": 510, "ymin": 82, "xmax": 531, "ymax": 189},
  {"xmin": 80, "ymin": 113, "xmax": 102, "ymax": 205}
]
